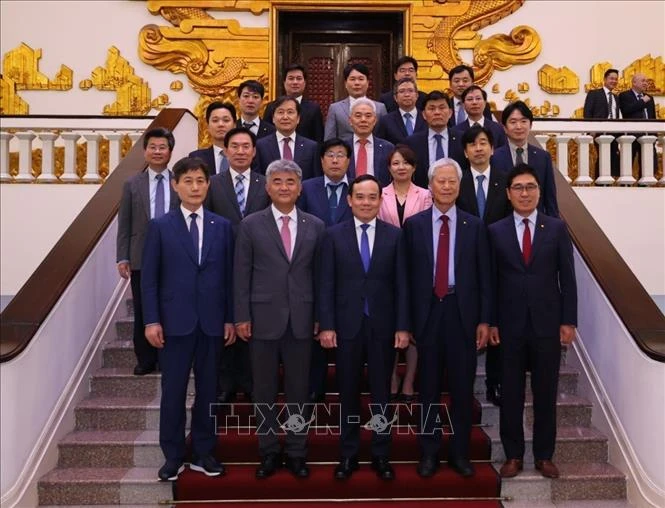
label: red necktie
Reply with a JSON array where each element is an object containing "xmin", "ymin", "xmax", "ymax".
[
  {"xmin": 522, "ymin": 218, "xmax": 532, "ymax": 264},
  {"xmin": 434, "ymin": 215, "xmax": 450, "ymax": 298},
  {"xmin": 356, "ymin": 139, "xmax": 368, "ymax": 176},
  {"xmin": 282, "ymin": 137, "xmax": 293, "ymax": 160},
  {"xmin": 280, "ymin": 216, "xmax": 291, "ymax": 260}
]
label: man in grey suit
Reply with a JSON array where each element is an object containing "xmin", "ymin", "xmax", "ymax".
[
  {"xmin": 234, "ymin": 159, "xmax": 325, "ymax": 480},
  {"xmin": 324, "ymin": 62, "xmax": 387, "ymax": 140},
  {"xmin": 116, "ymin": 127, "xmax": 178, "ymax": 376}
]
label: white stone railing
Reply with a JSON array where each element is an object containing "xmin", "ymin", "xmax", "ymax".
[
  {"xmin": 531, "ymin": 120, "xmax": 665, "ymax": 186},
  {"xmin": 0, "ymin": 116, "xmax": 154, "ymax": 183}
]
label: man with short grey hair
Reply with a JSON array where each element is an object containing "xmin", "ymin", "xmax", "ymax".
[{"xmin": 234, "ymin": 158, "xmax": 325, "ymax": 480}]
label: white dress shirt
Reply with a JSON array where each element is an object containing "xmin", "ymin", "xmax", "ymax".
[
  {"xmin": 353, "ymin": 217, "xmax": 376, "ymax": 257},
  {"xmin": 324, "ymin": 174, "xmax": 349, "ymax": 201},
  {"xmin": 148, "ymin": 167, "xmax": 170, "ymax": 219},
  {"xmin": 353, "ymin": 134, "xmax": 375, "ymax": 175},
  {"xmin": 271, "ymin": 204, "xmax": 298, "ymax": 254},
  {"xmin": 432, "ymin": 205, "xmax": 457, "ymax": 286},
  {"xmin": 276, "ymin": 131, "xmax": 297, "ymax": 158},
  {"xmin": 514, "ymin": 209, "xmax": 538, "ymax": 252},
  {"xmin": 241, "ymin": 117, "xmax": 259, "ymax": 135},
  {"xmin": 212, "ymin": 145, "xmax": 225, "ymax": 174},
  {"xmin": 509, "ymin": 141, "xmax": 529, "ymax": 165},
  {"xmin": 181, "ymin": 204, "xmax": 204, "ymax": 264}
]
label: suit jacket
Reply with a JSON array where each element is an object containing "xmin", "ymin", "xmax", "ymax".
[
  {"xmin": 141, "ymin": 209, "xmax": 234, "ymax": 337},
  {"xmin": 324, "ymin": 98, "xmax": 388, "ymax": 140},
  {"xmin": 583, "ymin": 88, "xmax": 620, "ymax": 119},
  {"xmin": 297, "ymin": 177, "xmax": 353, "ymax": 227},
  {"xmin": 456, "ymin": 167, "xmax": 512, "ymax": 225},
  {"xmin": 188, "ymin": 146, "xmax": 220, "ymax": 175},
  {"xmin": 318, "ymin": 219, "xmax": 409, "ymax": 339},
  {"xmin": 403, "ymin": 129, "xmax": 465, "ymax": 189},
  {"xmin": 488, "ymin": 213, "xmax": 577, "ymax": 338},
  {"xmin": 375, "ymin": 108, "xmax": 427, "ymax": 145},
  {"xmin": 378, "ymin": 182, "xmax": 432, "ymax": 227},
  {"xmin": 491, "ymin": 144, "xmax": 559, "ymax": 217},
  {"xmin": 234, "ymin": 207, "xmax": 325, "ymax": 340},
  {"xmin": 236, "ymin": 119, "xmax": 276, "ymax": 139},
  {"xmin": 264, "ymin": 98, "xmax": 324, "ymax": 142},
  {"xmin": 116, "ymin": 170, "xmax": 179, "ymax": 269},
  {"xmin": 403, "ymin": 206, "xmax": 491, "ymax": 341},
  {"xmin": 343, "ymin": 135, "xmax": 394, "ymax": 186},
  {"xmin": 618, "ymin": 90, "xmax": 656, "ymax": 119},
  {"xmin": 254, "ymin": 133, "xmax": 321, "ymax": 179},
  {"xmin": 204, "ymin": 170, "xmax": 270, "ymax": 235},
  {"xmin": 447, "ymin": 98, "xmax": 494, "ymax": 129},
  {"xmin": 379, "ymin": 89, "xmax": 427, "ymax": 113},
  {"xmin": 452, "ymin": 118, "xmax": 507, "ymax": 148}
]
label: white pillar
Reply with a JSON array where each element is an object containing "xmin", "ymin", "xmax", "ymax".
[
  {"xmin": 82, "ymin": 132, "xmax": 102, "ymax": 183},
  {"xmin": 128, "ymin": 131, "xmax": 142, "ymax": 147},
  {"xmin": 555, "ymin": 134, "xmax": 573, "ymax": 183},
  {"xmin": 15, "ymin": 132, "xmax": 36, "ymax": 183},
  {"xmin": 637, "ymin": 135, "xmax": 657, "ymax": 186},
  {"xmin": 659, "ymin": 135, "xmax": 665, "ymax": 186},
  {"xmin": 594, "ymin": 135, "xmax": 615, "ymax": 186},
  {"xmin": 106, "ymin": 132, "xmax": 125, "ymax": 175},
  {"xmin": 60, "ymin": 132, "xmax": 81, "ymax": 183},
  {"xmin": 534, "ymin": 134, "xmax": 549, "ymax": 150},
  {"xmin": 574, "ymin": 135, "xmax": 593, "ymax": 185},
  {"xmin": 616, "ymin": 134, "xmax": 636, "ymax": 186},
  {"xmin": 0, "ymin": 132, "xmax": 12, "ymax": 182},
  {"xmin": 37, "ymin": 132, "xmax": 58, "ymax": 182}
]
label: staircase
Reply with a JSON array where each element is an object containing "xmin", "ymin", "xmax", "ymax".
[{"xmin": 38, "ymin": 295, "xmax": 628, "ymax": 506}]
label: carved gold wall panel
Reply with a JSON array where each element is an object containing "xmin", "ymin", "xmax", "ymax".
[
  {"xmin": 2, "ymin": 43, "xmax": 72, "ymax": 91},
  {"xmin": 1, "ymin": 74, "xmax": 29, "ymax": 115},
  {"xmin": 538, "ymin": 64, "xmax": 579, "ymax": 94},
  {"xmin": 585, "ymin": 54, "xmax": 665, "ymax": 96}
]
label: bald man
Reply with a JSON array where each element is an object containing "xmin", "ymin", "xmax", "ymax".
[{"xmin": 618, "ymin": 73, "xmax": 657, "ymax": 174}]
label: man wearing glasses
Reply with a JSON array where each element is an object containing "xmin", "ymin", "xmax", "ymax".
[
  {"xmin": 376, "ymin": 77, "xmax": 428, "ymax": 145},
  {"xmin": 379, "ymin": 56, "xmax": 427, "ymax": 113}
]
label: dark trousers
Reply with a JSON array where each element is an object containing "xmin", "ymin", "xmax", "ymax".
[
  {"xmin": 217, "ymin": 339, "xmax": 252, "ymax": 395},
  {"xmin": 309, "ymin": 341, "xmax": 331, "ymax": 397},
  {"xmin": 158, "ymin": 324, "xmax": 219, "ymax": 461},
  {"xmin": 336, "ymin": 317, "xmax": 395, "ymax": 459},
  {"xmin": 130, "ymin": 270, "xmax": 157, "ymax": 369},
  {"xmin": 418, "ymin": 294, "xmax": 477, "ymax": 460},
  {"xmin": 250, "ymin": 326, "xmax": 312, "ymax": 458},
  {"xmin": 500, "ymin": 315, "xmax": 561, "ymax": 461}
]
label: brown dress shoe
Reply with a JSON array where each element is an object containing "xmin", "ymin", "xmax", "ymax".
[
  {"xmin": 499, "ymin": 458, "xmax": 523, "ymax": 478},
  {"xmin": 535, "ymin": 459, "xmax": 560, "ymax": 478}
]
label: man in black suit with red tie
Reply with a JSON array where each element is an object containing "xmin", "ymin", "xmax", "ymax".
[
  {"xmin": 618, "ymin": 73, "xmax": 657, "ymax": 174},
  {"xmin": 583, "ymin": 68, "xmax": 620, "ymax": 176}
]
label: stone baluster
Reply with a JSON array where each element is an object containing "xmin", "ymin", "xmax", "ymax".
[
  {"xmin": 659, "ymin": 135, "xmax": 665, "ymax": 186},
  {"xmin": 106, "ymin": 132, "xmax": 125, "ymax": 174},
  {"xmin": 594, "ymin": 135, "xmax": 615, "ymax": 186},
  {"xmin": 616, "ymin": 135, "xmax": 636, "ymax": 186},
  {"xmin": 128, "ymin": 131, "xmax": 142, "ymax": 147},
  {"xmin": 37, "ymin": 132, "xmax": 58, "ymax": 182},
  {"xmin": 555, "ymin": 134, "xmax": 573, "ymax": 183},
  {"xmin": 574, "ymin": 135, "xmax": 593, "ymax": 185},
  {"xmin": 60, "ymin": 132, "xmax": 81, "ymax": 182},
  {"xmin": 534, "ymin": 134, "xmax": 549, "ymax": 150},
  {"xmin": 637, "ymin": 135, "xmax": 657, "ymax": 186},
  {"xmin": 15, "ymin": 131, "xmax": 37, "ymax": 182},
  {"xmin": 82, "ymin": 132, "xmax": 102, "ymax": 183},
  {"xmin": 0, "ymin": 132, "xmax": 12, "ymax": 182}
]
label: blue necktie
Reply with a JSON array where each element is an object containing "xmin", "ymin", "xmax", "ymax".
[
  {"xmin": 404, "ymin": 112, "xmax": 414, "ymax": 136},
  {"xmin": 327, "ymin": 182, "xmax": 342, "ymax": 222},
  {"xmin": 456, "ymin": 101, "xmax": 465, "ymax": 125},
  {"xmin": 235, "ymin": 174, "xmax": 246, "ymax": 216},
  {"xmin": 434, "ymin": 134, "xmax": 445, "ymax": 160},
  {"xmin": 476, "ymin": 174, "xmax": 486, "ymax": 219},
  {"xmin": 190, "ymin": 212, "xmax": 199, "ymax": 264},
  {"xmin": 360, "ymin": 224, "xmax": 371, "ymax": 315},
  {"xmin": 154, "ymin": 174, "xmax": 165, "ymax": 218},
  {"xmin": 219, "ymin": 151, "xmax": 229, "ymax": 173}
]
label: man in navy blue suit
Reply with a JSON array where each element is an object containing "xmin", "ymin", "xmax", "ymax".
[
  {"xmin": 403, "ymin": 91, "xmax": 465, "ymax": 188},
  {"xmin": 491, "ymin": 101, "xmax": 559, "ymax": 217},
  {"xmin": 447, "ymin": 65, "xmax": 493, "ymax": 129},
  {"xmin": 319, "ymin": 174, "xmax": 410, "ymax": 481},
  {"xmin": 189, "ymin": 101, "xmax": 237, "ymax": 174},
  {"xmin": 375, "ymin": 77, "xmax": 427, "ymax": 145},
  {"xmin": 452, "ymin": 86, "xmax": 506, "ymax": 148},
  {"xmin": 378, "ymin": 56, "xmax": 427, "ymax": 113},
  {"xmin": 141, "ymin": 157, "xmax": 235, "ymax": 481},
  {"xmin": 255, "ymin": 96, "xmax": 321, "ymax": 179},
  {"xmin": 403, "ymin": 157, "xmax": 491, "ymax": 479},
  {"xmin": 488, "ymin": 164, "xmax": 577, "ymax": 480}
]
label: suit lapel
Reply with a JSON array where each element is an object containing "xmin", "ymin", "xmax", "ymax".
[
  {"xmin": 245, "ymin": 172, "xmax": 263, "ymax": 211},
  {"xmin": 169, "ymin": 211, "xmax": 198, "ymax": 265},
  {"xmin": 403, "ymin": 185, "xmax": 421, "ymax": 220},
  {"xmin": 342, "ymin": 98, "xmax": 351, "ymax": 118},
  {"xmin": 383, "ymin": 185, "xmax": 399, "ymax": 226},
  {"xmin": 453, "ymin": 211, "xmax": 469, "ymax": 270},
  {"xmin": 294, "ymin": 137, "xmax": 307, "ymax": 165},
  {"xmin": 139, "ymin": 171, "xmax": 150, "ymax": 220},
  {"xmin": 335, "ymin": 183, "xmax": 351, "ymax": 223},
  {"xmin": 167, "ymin": 170, "xmax": 178, "ymax": 210},
  {"xmin": 291, "ymin": 209, "xmax": 311, "ymax": 263},
  {"xmin": 200, "ymin": 210, "xmax": 216, "ymax": 265},
  {"xmin": 343, "ymin": 220, "xmax": 364, "ymax": 271},
  {"xmin": 262, "ymin": 208, "xmax": 290, "ymax": 262},
  {"xmin": 529, "ymin": 214, "xmax": 548, "ymax": 264},
  {"xmin": 460, "ymin": 171, "xmax": 479, "ymax": 216},
  {"xmin": 486, "ymin": 169, "xmax": 503, "ymax": 217},
  {"xmin": 221, "ymin": 171, "xmax": 242, "ymax": 218},
  {"xmin": 422, "ymin": 209, "xmax": 434, "ymax": 274}
]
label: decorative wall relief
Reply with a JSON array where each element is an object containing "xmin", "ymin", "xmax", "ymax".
[
  {"xmin": 585, "ymin": 54, "xmax": 664, "ymax": 95},
  {"xmin": 538, "ymin": 65, "xmax": 579, "ymax": 94}
]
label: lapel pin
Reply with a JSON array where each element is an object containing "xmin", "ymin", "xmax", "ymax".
[
  {"xmin": 539, "ymin": 224, "xmax": 544, "ymax": 229},
  {"xmin": 463, "ymin": 220, "xmax": 467, "ymax": 225}
]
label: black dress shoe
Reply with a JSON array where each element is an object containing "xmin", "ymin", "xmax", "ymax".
[
  {"xmin": 158, "ymin": 460, "xmax": 184, "ymax": 481},
  {"xmin": 417, "ymin": 455, "xmax": 440, "ymax": 477},
  {"xmin": 371, "ymin": 457, "xmax": 395, "ymax": 480},
  {"xmin": 133, "ymin": 364, "xmax": 156, "ymax": 376},
  {"xmin": 190, "ymin": 455, "xmax": 226, "ymax": 476},
  {"xmin": 449, "ymin": 458, "xmax": 475, "ymax": 477},
  {"xmin": 399, "ymin": 393, "xmax": 415, "ymax": 403},
  {"xmin": 255, "ymin": 453, "xmax": 282, "ymax": 479},
  {"xmin": 284, "ymin": 456, "xmax": 309, "ymax": 478},
  {"xmin": 485, "ymin": 385, "xmax": 501, "ymax": 407},
  {"xmin": 216, "ymin": 391, "xmax": 235, "ymax": 403},
  {"xmin": 334, "ymin": 457, "xmax": 359, "ymax": 480},
  {"xmin": 309, "ymin": 391, "xmax": 325, "ymax": 403}
]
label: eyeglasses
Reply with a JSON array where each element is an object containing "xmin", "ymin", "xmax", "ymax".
[
  {"xmin": 509, "ymin": 183, "xmax": 539, "ymax": 193},
  {"xmin": 324, "ymin": 151, "xmax": 348, "ymax": 160}
]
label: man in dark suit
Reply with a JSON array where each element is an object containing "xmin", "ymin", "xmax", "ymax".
[
  {"xmin": 236, "ymin": 79, "xmax": 276, "ymax": 139},
  {"xmin": 404, "ymin": 91, "xmax": 465, "ymax": 188},
  {"xmin": 117, "ymin": 127, "xmax": 178, "ymax": 376},
  {"xmin": 234, "ymin": 159, "xmax": 325, "ymax": 479},
  {"xmin": 403, "ymin": 157, "xmax": 491, "ymax": 479},
  {"xmin": 141, "ymin": 156, "xmax": 235, "ymax": 481},
  {"xmin": 583, "ymin": 68, "xmax": 620, "ymax": 176},
  {"xmin": 618, "ymin": 73, "xmax": 657, "ymax": 175},
  {"xmin": 375, "ymin": 77, "xmax": 427, "ymax": 145},
  {"xmin": 489, "ymin": 164, "xmax": 577, "ymax": 480},
  {"xmin": 189, "ymin": 102, "xmax": 237, "ymax": 174},
  {"xmin": 378, "ymin": 56, "xmax": 427, "ymax": 113},
  {"xmin": 447, "ymin": 65, "xmax": 493, "ymax": 129},
  {"xmin": 491, "ymin": 101, "xmax": 559, "ymax": 217},
  {"xmin": 318, "ymin": 174, "xmax": 410, "ymax": 481},
  {"xmin": 452, "ymin": 86, "xmax": 507, "ymax": 148},
  {"xmin": 264, "ymin": 64, "xmax": 324, "ymax": 142},
  {"xmin": 255, "ymin": 96, "xmax": 321, "ymax": 179},
  {"xmin": 343, "ymin": 98, "xmax": 394, "ymax": 186},
  {"xmin": 456, "ymin": 125, "xmax": 512, "ymax": 407},
  {"xmin": 205, "ymin": 127, "xmax": 270, "ymax": 403}
]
